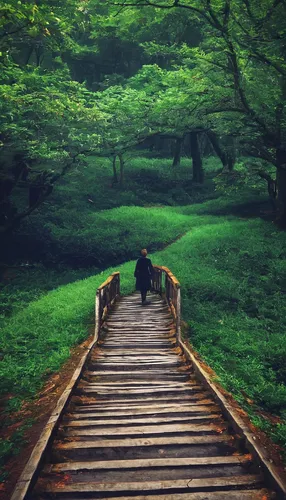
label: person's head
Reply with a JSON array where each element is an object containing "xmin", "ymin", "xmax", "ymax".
[{"xmin": 141, "ymin": 248, "xmax": 148, "ymax": 257}]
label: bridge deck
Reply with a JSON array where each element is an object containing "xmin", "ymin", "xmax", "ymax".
[{"xmin": 31, "ymin": 293, "xmax": 273, "ymax": 499}]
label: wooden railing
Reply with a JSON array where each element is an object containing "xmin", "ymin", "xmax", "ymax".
[
  {"xmin": 153, "ymin": 265, "xmax": 181, "ymax": 342},
  {"xmin": 95, "ymin": 272, "xmax": 120, "ymax": 340},
  {"xmin": 94, "ymin": 266, "xmax": 180, "ymax": 341}
]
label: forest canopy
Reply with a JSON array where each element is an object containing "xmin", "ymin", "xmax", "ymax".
[{"xmin": 1, "ymin": 0, "xmax": 286, "ymax": 232}]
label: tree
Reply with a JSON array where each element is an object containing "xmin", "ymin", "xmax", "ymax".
[
  {"xmin": 113, "ymin": 0, "xmax": 286, "ymax": 223},
  {"xmin": 95, "ymin": 85, "xmax": 154, "ymax": 185},
  {"xmin": 0, "ymin": 63, "xmax": 106, "ymax": 233}
]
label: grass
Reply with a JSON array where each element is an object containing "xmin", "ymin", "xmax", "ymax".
[
  {"xmin": 0, "ymin": 266, "xmax": 100, "ymax": 328},
  {"xmin": 1, "ymin": 155, "xmax": 285, "ymax": 473},
  {"xmin": 1, "ymin": 216, "xmax": 286, "ymax": 443}
]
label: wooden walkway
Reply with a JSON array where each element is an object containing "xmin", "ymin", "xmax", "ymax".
[{"xmin": 27, "ymin": 292, "xmax": 276, "ymax": 499}]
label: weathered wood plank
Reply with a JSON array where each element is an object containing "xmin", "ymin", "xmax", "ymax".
[
  {"xmin": 70, "ymin": 403, "xmax": 217, "ymax": 415},
  {"xmin": 83, "ymin": 369, "xmax": 190, "ymax": 380},
  {"xmin": 71, "ymin": 394, "xmax": 212, "ymax": 405},
  {"xmin": 77, "ymin": 386, "xmax": 204, "ymax": 395},
  {"xmin": 80, "ymin": 381, "xmax": 198, "ymax": 388},
  {"xmin": 45, "ymin": 455, "xmax": 252, "ymax": 473},
  {"xmin": 64, "ymin": 414, "xmax": 222, "ymax": 427},
  {"xmin": 61, "ymin": 422, "xmax": 223, "ymax": 436},
  {"xmin": 37, "ymin": 475, "xmax": 263, "ymax": 494},
  {"xmin": 62, "ymin": 491, "xmax": 271, "ymax": 500},
  {"xmin": 55, "ymin": 434, "xmax": 234, "ymax": 450}
]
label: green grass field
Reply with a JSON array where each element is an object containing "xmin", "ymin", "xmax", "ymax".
[{"xmin": 1, "ymin": 156, "xmax": 285, "ymax": 474}]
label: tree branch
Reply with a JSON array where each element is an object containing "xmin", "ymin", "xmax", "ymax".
[
  {"xmin": 205, "ymin": 107, "xmax": 246, "ymax": 115},
  {"xmin": 113, "ymin": 1, "xmax": 218, "ymax": 28},
  {"xmin": 0, "ymin": 22, "xmax": 30, "ymax": 39}
]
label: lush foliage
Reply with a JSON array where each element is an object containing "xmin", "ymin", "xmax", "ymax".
[
  {"xmin": 1, "ymin": 197, "xmax": 286, "ymax": 466},
  {"xmin": 1, "ymin": 0, "xmax": 286, "ymax": 231}
]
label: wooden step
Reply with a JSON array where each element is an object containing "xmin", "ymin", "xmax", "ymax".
[
  {"xmin": 47, "ymin": 492, "xmax": 273, "ymax": 500},
  {"xmin": 63, "ymin": 414, "xmax": 222, "ymax": 427},
  {"xmin": 44, "ymin": 455, "xmax": 252, "ymax": 473},
  {"xmin": 60, "ymin": 422, "xmax": 226, "ymax": 437},
  {"xmin": 66, "ymin": 404, "xmax": 220, "ymax": 417},
  {"xmin": 35, "ymin": 475, "xmax": 263, "ymax": 495},
  {"xmin": 55, "ymin": 434, "xmax": 233, "ymax": 450}
]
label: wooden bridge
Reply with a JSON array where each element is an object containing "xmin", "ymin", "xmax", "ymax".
[{"xmin": 12, "ymin": 266, "xmax": 286, "ymax": 499}]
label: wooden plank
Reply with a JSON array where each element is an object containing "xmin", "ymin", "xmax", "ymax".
[
  {"xmin": 80, "ymin": 384, "xmax": 194, "ymax": 390},
  {"xmin": 78, "ymin": 386, "xmax": 204, "ymax": 395},
  {"xmin": 46, "ymin": 455, "xmax": 251, "ymax": 473},
  {"xmin": 72, "ymin": 399, "xmax": 214, "ymax": 409},
  {"xmin": 102, "ymin": 340, "xmax": 176, "ymax": 343},
  {"xmin": 108, "ymin": 315, "xmax": 172, "ymax": 320},
  {"xmin": 104, "ymin": 334, "xmax": 174, "ymax": 338},
  {"xmin": 93, "ymin": 359, "xmax": 181, "ymax": 364},
  {"xmin": 67, "ymin": 406, "xmax": 220, "ymax": 418},
  {"xmin": 105, "ymin": 328, "xmax": 173, "ymax": 333},
  {"xmin": 71, "ymin": 403, "xmax": 217, "ymax": 415},
  {"xmin": 61, "ymin": 422, "xmax": 222, "ymax": 436},
  {"xmin": 81, "ymin": 381, "xmax": 198, "ymax": 388},
  {"xmin": 96, "ymin": 356, "xmax": 181, "ymax": 361},
  {"xmin": 97, "ymin": 350, "xmax": 176, "ymax": 355},
  {"xmin": 84, "ymin": 371, "xmax": 188, "ymax": 377},
  {"xmin": 106, "ymin": 319, "xmax": 172, "ymax": 323},
  {"xmin": 76, "ymin": 492, "xmax": 272, "ymax": 500},
  {"xmin": 80, "ymin": 380, "xmax": 196, "ymax": 387},
  {"xmin": 84, "ymin": 369, "xmax": 189, "ymax": 374},
  {"xmin": 71, "ymin": 394, "xmax": 211, "ymax": 405},
  {"xmin": 56, "ymin": 434, "xmax": 233, "ymax": 450},
  {"xmin": 101, "ymin": 344, "xmax": 176, "ymax": 348},
  {"xmin": 63, "ymin": 491, "xmax": 271, "ymax": 500},
  {"xmin": 102, "ymin": 342, "xmax": 176, "ymax": 345},
  {"xmin": 38, "ymin": 475, "xmax": 263, "ymax": 494},
  {"xmin": 105, "ymin": 324, "xmax": 173, "ymax": 328},
  {"xmin": 64, "ymin": 414, "xmax": 221, "ymax": 427}
]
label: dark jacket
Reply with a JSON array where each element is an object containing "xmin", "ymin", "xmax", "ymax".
[{"xmin": 134, "ymin": 256, "xmax": 154, "ymax": 291}]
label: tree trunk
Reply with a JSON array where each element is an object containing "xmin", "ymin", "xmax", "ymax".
[
  {"xmin": 276, "ymin": 166, "xmax": 286, "ymax": 227},
  {"xmin": 227, "ymin": 155, "xmax": 235, "ymax": 172},
  {"xmin": 206, "ymin": 130, "xmax": 235, "ymax": 171},
  {"xmin": 118, "ymin": 153, "xmax": 124, "ymax": 187},
  {"xmin": 172, "ymin": 138, "xmax": 183, "ymax": 167},
  {"xmin": 25, "ymin": 46, "xmax": 34, "ymax": 66},
  {"xmin": 190, "ymin": 132, "xmax": 204, "ymax": 183},
  {"xmin": 112, "ymin": 155, "xmax": 118, "ymax": 184}
]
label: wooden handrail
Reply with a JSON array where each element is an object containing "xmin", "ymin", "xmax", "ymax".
[
  {"xmin": 95, "ymin": 271, "xmax": 120, "ymax": 340},
  {"xmin": 153, "ymin": 265, "xmax": 181, "ymax": 342}
]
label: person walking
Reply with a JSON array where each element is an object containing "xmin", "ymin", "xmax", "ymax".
[{"xmin": 134, "ymin": 248, "xmax": 154, "ymax": 305}]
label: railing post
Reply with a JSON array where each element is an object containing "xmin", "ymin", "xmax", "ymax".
[
  {"xmin": 165, "ymin": 273, "xmax": 169, "ymax": 305},
  {"xmin": 176, "ymin": 285, "xmax": 181, "ymax": 343},
  {"xmin": 158, "ymin": 270, "xmax": 162, "ymax": 295},
  {"xmin": 117, "ymin": 273, "xmax": 120, "ymax": 297},
  {"xmin": 95, "ymin": 272, "xmax": 120, "ymax": 341},
  {"xmin": 95, "ymin": 288, "xmax": 101, "ymax": 341}
]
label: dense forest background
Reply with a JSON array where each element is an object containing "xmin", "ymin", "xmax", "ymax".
[{"xmin": 0, "ymin": 0, "xmax": 286, "ymax": 487}]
